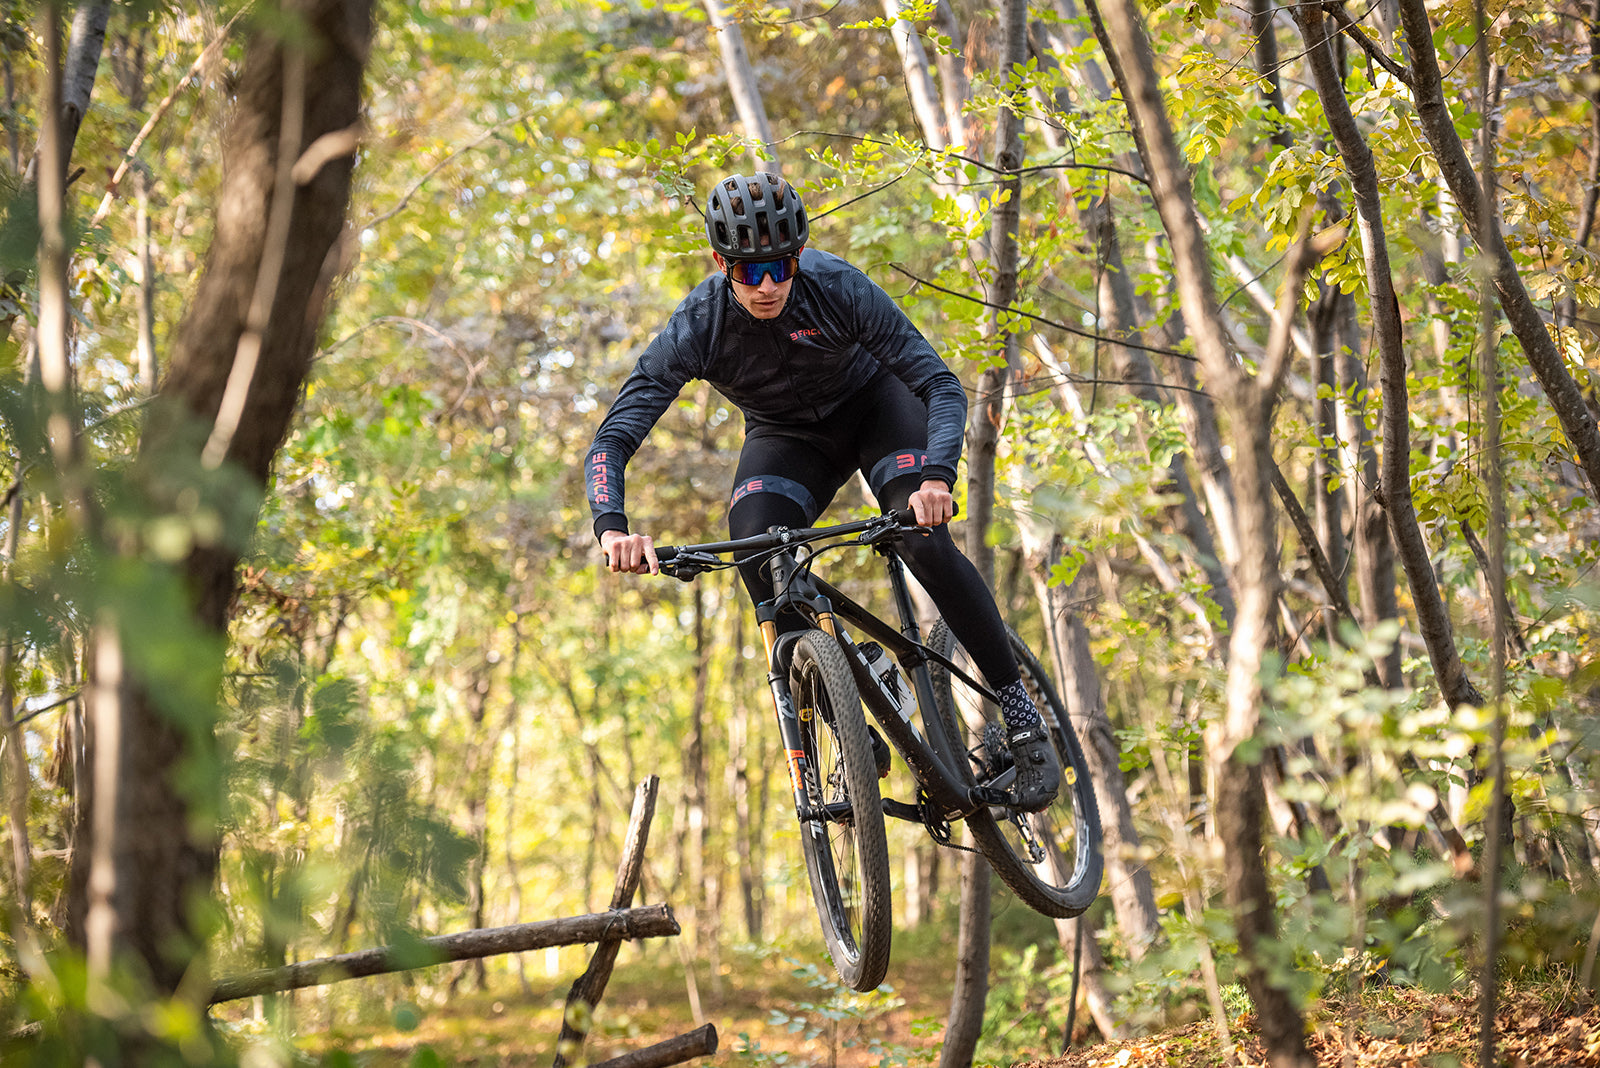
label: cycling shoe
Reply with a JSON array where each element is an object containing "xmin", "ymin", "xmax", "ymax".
[{"xmin": 1006, "ymin": 725, "xmax": 1060, "ymax": 812}]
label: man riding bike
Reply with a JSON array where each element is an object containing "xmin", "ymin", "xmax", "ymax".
[{"xmin": 584, "ymin": 171, "xmax": 1060, "ymax": 811}]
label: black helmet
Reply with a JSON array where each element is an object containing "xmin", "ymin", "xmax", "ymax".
[{"xmin": 705, "ymin": 172, "xmax": 809, "ymax": 260}]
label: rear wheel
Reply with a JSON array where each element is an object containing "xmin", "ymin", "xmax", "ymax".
[
  {"xmin": 928, "ymin": 621, "xmax": 1103, "ymax": 918},
  {"xmin": 789, "ymin": 631, "xmax": 892, "ymax": 991}
]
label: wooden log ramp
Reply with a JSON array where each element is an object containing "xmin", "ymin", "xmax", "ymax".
[{"xmin": 203, "ymin": 775, "xmax": 715, "ymax": 1068}]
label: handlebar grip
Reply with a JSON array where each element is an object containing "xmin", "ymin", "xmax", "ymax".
[
  {"xmin": 656, "ymin": 546, "xmax": 679, "ymax": 564},
  {"xmin": 889, "ymin": 500, "xmax": 961, "ymax": 527}
]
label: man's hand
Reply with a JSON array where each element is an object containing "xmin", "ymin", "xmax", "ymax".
[
  {"xmin": 908, "ymin": 479, "xmax": 955, "ymax": 527},
  {"xmin": 600, "ymin": 530, "xmax": 660, "ymax": 574}
]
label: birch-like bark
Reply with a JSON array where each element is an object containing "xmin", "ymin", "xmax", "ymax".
[
  {"xmin": 933, "ymin": 1, "xmax": 973, "ymax": 151},
  {"xmin": 21, "ymin": 0, "xmax": 110, "ymax": 186},
  {"xmin": 1295, "ymin": 3, "xmax": 1483, "ymax": 712},
  {"xmin": 1396, "ymin": 0, "xmax": 1600, "ymax": 504},
  {"xmin": 702, "ymin": 1, "xmax": 777, "ymax": 171},
  {"xmin": 882, "ymin": 0, "xmax": 949, "ymax": 151}
]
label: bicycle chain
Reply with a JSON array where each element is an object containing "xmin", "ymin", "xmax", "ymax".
[{"xmin": 916, "ymin": 789, "xmax": 983, "ymax": 854}]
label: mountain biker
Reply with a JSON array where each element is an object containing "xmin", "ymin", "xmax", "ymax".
[{"xmin": 584, "ymin": 170, "xmax": 1060, "ymax": 812}]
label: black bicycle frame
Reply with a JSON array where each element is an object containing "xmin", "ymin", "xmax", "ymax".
[{"xmin": 757, "ymin": 538, "xmax": 1003, "ymax": 825}]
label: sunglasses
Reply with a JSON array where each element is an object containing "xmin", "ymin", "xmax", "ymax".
[{"xmin": 725, "ymin": 255, "xmax": 801, "ymax": 286}]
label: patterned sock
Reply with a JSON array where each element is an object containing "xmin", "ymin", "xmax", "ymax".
[{"xmin": 996, "ymin": 679, "xmax": 1042, "ymax": 731}]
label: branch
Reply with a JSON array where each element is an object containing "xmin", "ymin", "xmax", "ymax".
[
  {"xmin": 554, "ymin": 778, "xmax": 660, "ymax": 1068},
  {"xmin": 885, "ymin": 263, "xmax": 1198, "ymax": 361},
  {"xmin": 588, "ymin": 1025, "xmax": 719, "ymax": 1068},
  {"xmin": 1324, "ymin": 1, "xmax": 1415, "ymax": 88},
  {"xmin": 358, "ymin": 108, "xmax": 545, "ymax": 234},
  {"xmin": 207, "ymin": 905, "xmax": 680, "ymax": 1004},
  {"xmin": 88, "ymin": 5, "xmax": 252, "ymax": 229},
  {"xmin": 1257, "ymin": 215, "xmax": 1347, "ymax": 395}
]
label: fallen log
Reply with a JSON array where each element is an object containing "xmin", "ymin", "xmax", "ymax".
[
  {"xmin": 588, "ymin": 1023, "xmax": 719, "ymax": 1068},
  {"xmin": 207, "ymin": 904, "xmax": 680, "ymax": 1004}
]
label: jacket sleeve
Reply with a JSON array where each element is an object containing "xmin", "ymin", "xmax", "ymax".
[
  {"xmin": 845, "ymin": 268, "xmax": 968, "ymax": 487},
  {"xmin": 584, "ymin": 301, "xmax": 706, "ymax": 539}
]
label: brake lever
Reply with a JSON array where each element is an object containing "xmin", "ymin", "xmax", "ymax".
[{"xmin": 662, "ymin": 551, "xmax": 719, "ymax": 581}]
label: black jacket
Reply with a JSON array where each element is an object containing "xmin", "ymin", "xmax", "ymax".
[{"xmin": 585, "ymin": 248, "xmax": 967, "ymax": 537}]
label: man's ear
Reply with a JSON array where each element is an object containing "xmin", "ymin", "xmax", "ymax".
[{"xmin": 712, "ymin": 251, "xmax": 726, "ymax": 272}]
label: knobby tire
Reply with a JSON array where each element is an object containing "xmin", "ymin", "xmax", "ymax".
[
  {"xmin": 928, "ymin": 621, "xmax": 1104, "ymax": 918},
  {"xmin": 789, "ymin": 631, "xmax": 893, "ymax": 991}
]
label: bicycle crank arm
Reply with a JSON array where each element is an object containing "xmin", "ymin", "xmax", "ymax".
[{"xmin": 880, "ymin": 797, "xmax": 924, "ymax": 823}]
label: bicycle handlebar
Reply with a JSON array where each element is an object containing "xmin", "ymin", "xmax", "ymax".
[{"xmin": 655, "ymin": 509, "xmax": 923, "ymax": 578}]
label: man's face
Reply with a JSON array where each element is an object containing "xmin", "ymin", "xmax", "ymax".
[{"xmin": 714, "ymin": 250, "xmax": 798, "ymax": 320}]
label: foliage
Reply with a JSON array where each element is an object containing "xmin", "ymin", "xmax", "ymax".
[{"xmin": 0, "ymin": 0, "xmax": 1599, "ymax": 1063}]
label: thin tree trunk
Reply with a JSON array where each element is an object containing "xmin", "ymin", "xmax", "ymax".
[
  {"xmin": 883, "ymin": 0, "xmax": 949, "ymax": 150},
  {"xmin": 1396, "ymin": 0, "xmax": 1600, "ymax": 504},
  {"xmin": 1054, "ymin": 911, "xmax": 1123, "ymax": 1042},
  {"xmin": 686, "ymin": 587, "xmax": 710, "ymax": 956},
  {"xmin": 1092, "ymin": 1, "xmax": 1321, "ymax": 1062},
  {"xmin": 1250, "ymin": 0, "xmax": 1294, "ymax": 152},
  {"xmin": 1077, "ymin": 2, "xmax": 1248, "ymax": 587},
  {"xmin": 1295, "ymin": 2, "xmax": 1483, "ymax": 712},
  {"xmin": 702, "ymin": 0, "xmax": 777, "ymax": 170},
  {"xmin": 1, "ymin": 368, "xmax": 32, "ymax": 915},
  {"xmin": 948, "ymin": 0, "xmax": 1028, "ymax": 1060},
  {"xmin": 939, "ymin": 826, "xmax": 990, "ymax": 1068},
  {"xmin": 502, "ymin": 622, "xmax": 532, "ymax": 993},
  {"xmin": 1558, "ymin": 0, "xmax": 1600, "ymax": 330},
  {"xmin": 1020, "ymin": 526, "xmax": 1159, "ymax": 955},
  {"xmin": 1034, "ymin": 5, "xmax": 1237, "ymax": 629},
  {"xmin": 726, "ymin": 602, "xmax": 762, "ymax": 941}
]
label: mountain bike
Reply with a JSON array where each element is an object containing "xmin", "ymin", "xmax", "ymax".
[{"xmin": 655, "ymin": 510, "xmax": 1103, "ymax": 992}]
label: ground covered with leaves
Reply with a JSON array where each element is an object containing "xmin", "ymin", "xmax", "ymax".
[{"xmin": 1020, "ymin": 988, "xmax": 1600, "ymax": 1068}]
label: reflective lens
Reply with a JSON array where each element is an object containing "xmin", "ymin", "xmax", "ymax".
[{"xmin": 726, "ymin": 255, "xmax": 800, "ymax": 286}]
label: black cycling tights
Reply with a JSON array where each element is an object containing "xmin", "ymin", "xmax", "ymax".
[{"xmin": 726, "ymin": 372, "xmax": 1022, "ymax": 691}]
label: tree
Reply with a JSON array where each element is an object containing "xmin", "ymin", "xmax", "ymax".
[
  {"xmin": 58, "ymin": 0, "xmax": 375, "ymax": 1000},
  {"xmin": 1092, "ymin": 0, "xmax": 1327, "ymax": 1062}
]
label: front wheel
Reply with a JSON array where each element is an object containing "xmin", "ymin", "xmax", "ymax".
[
  {"xmin": 789, "ymin": 631, "xmax": 893, "ymax": 991},
  {"xmin": 928, "ymin": 620, "xmax": 1104, "ymax": 918}
]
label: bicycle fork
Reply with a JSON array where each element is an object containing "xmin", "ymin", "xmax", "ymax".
[{"xmin": 758, "ymin": 616, "xmax": 841, "ymax": 827}]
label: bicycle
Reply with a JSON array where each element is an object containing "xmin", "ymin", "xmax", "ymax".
[{"xmin": 655, "ymin": 510, "xmax": 1103, "ymax": 992}]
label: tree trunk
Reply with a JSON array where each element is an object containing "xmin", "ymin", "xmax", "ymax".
[
  {"xmin": 1295, "ymin": 3, "xmax": 1483, "ymax": 711},
  {"xmin": 702, "ymin": 0, "xmax": 777, "ymax": 170},
  {"xmin": 726, "ymin": 602, "xmax": 763, "ymax": 941},
  {"xmin": 686, "ymin": 587, "xmax": 710, "ymax": 956},
  {"xmin": 1396, "ymin": 0, "xmax": 1600, "ymax": 506},
  {"xmin": 1022, "ymin": 528, "xmax": 1159, "ymax": 954},
  {"xmin": 66, "ymin": 0, "xmax": 375, "ymax": 997},
  {"xmin": 1092, "ymin": 0, "xmax": 1318, "ymax": 1062},
  {"xmin": 948, "ymin": 0, "xmax": 1028, "ymax": 1060},
  {"xmin": 1084, "ymin": 2, "xmax": 1243, "ymax": 579},
  {"xmin": 939, "ymin": 826, "xmax": 991, "ymax": 1068},
  {"xmin": 883, "ymin": 0, "xmax": 950, "ymax": 150}
]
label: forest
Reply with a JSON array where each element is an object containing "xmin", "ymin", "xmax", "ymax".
[{"xmin": 2, "ymin": 0, "xmax": 1599, "ymax": 1065}]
